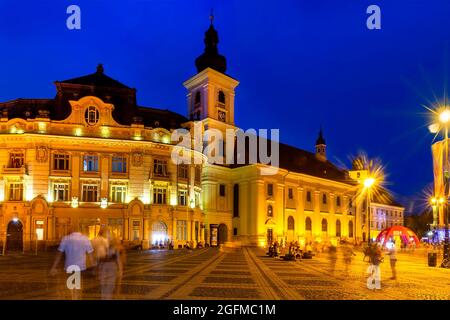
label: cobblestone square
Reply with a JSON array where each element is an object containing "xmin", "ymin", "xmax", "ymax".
[{"xmin": 0, "ymin": 247, "xmax": 449, "ymax": 300}]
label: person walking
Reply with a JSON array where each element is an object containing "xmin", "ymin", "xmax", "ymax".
[
  {"xmin": 97, "ymin": 228, "xmax": 124, "ymax": 300},
  {"xmin": 50, "ymin": 226, "xmax": 95, "ymax": 300},
  {"xmin": 342, "ymin": 241, "xmax": 356, "ymax": 277},
  {"xmin": 387, "ymin": 241, "xmax": 397, "ymax": 280}
]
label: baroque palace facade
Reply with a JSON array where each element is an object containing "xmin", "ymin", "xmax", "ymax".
[{"xmin": 0, "ymin": 21, "xmax": 403, "ymax": 252}]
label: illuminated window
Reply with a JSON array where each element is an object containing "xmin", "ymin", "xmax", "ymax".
[
  {"xmin": 53, "ymin": 154, "xmax": 70, "ymax": 171},
  {"xmin": 83, "ymin": 155, "xmax": 98, "ymax": 172},
  {"xmin": 84, "ymin": 106, "xmax": 99, "ymax": 126},
  {"xmin": 153, "ymin": 159, "xmax": 168, "ymax": 177},
  {"xmin": 178, "ymin": 164, "xmax": 188, "ymax": 179},
  {"xmin": 53, "ymin": 183, "xmax": 69, "ymax": 202},
  {"xmin": 110, "ymin": 185, "xmax": 127, "ymax": 203},
  {"xmin": 8, "ymin": 183, "xmax": 23, "ymax": 201},
  {"xmin": 82, "ymin": 184, "xmax": 98, "ymax": 202},
  {"xmin": 112, "ymin": 156, "xmax": 127, "ymax": 173},
  {"xmin": 153, "ymin": 187, "xmax": 167, "ymax": 204},
  {"xmin": 176, "ymin": 220, "xmax": 187, "ymax": 241},
  {"xmin": 9, "ymin": 152, "xmax": 24, "ymax": 168},
  {"xmin": 178, "ymin": 190, "xmax": 187, "ymax": 206}
]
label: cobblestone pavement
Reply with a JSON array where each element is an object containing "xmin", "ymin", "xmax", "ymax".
[{"xmin": 0, "ymin": 246, "xmax": 449, "ymax": 300}]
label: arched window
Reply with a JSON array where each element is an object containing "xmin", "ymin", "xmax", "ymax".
[
  {"xmin": 336, "ymin": 220, "xmax": 341, "ymax": 237},
  {"xmin": 218, "ymin": 90, "xmax": 226, "ymax": 104},
  {"xmin": 321, "ymin": 218, "xmax": 328, "ymax": 232},
  {"xmin": 287, "ymin": 216, "xmax": 294, "ymax": 230},
  {"xmin": 267, "ymin": 205, "xmax": 273, "ymax": 217},
  {"xmin": 348, "ymin": 221, "xmax": 354, "ymax": 238},
  {"xmin": 194, "ymin": 91, "xmax": 201, "ymax": 105},
  {"xmin": 85, "ymin": 106, "xmax": 99, "ymax": 126},
  {"xmin": 305, "ymin": 217, "xmax": 312, "ymax": 231}
]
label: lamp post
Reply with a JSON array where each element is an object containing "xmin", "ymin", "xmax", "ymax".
[
  {"xmin": 429, "ymin": 108, "xmax": 450, "ymax": 261},
  {"xmin": 364, "ymin": 177, "xmax": 375, "ymax": 243}
]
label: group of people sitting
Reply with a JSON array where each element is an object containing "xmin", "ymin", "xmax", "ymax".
[{"xmin": 266, "ymin": 240, "xmax": 314, "ymax": 259}]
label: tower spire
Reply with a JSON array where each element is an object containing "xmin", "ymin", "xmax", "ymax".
[
  {"xmin": 195, "ymin": 13, "xmax": 227, "ymax": 74},
  {"xmin": 315, "ymin": 127, "xmax": 327, "ymax": 160}
]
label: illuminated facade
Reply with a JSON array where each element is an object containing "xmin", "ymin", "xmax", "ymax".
[
  {"xmin": 369, "ymin": 201, "xmax": 405, "ymax": 240},
  {"xmin": 0, "ymin": 21, "xmax": 404, "ymax": 252}
]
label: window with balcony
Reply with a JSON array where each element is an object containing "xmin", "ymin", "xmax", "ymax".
[
  {"xmin": 53, "ymin": 154, "xmax": 70, "ymax": 171},
  {"xmin": 178, "ymin": 190, "xmax": 187, "ymax": 206},
  {"xmin": 82, "ymin": 184, "xmax": 98, "ymax": 202},
  {"xmin": 52, "ymin": 183, "xmax": 69, "ymax": 202},
  {"xmin": 110, "ymin": 185, "xmax": 127, "ymax": 203},
  {"xmin": 112, "ymin": 156, "xmax": 127, "ymax": 174},
  {"xmin": 83, "ymin": 155, "xmax": 98, "ymax": 172},
  {"xmin": 8, "ymin": 183, "xmax": 23, "ymax": 201},
  {"xmin": 178, "ymin": 164, "xmax": 188, "ymax": 179},
  {"xmin": 153, "ymin": 187, "xmax": 167, "ymax": 204},
  {"xmin": 9, "ymin": 152, "xmax": 24, "ymax": 168},
  {"xmin": 153, "ymin": 159, "xmax": 168, "ymax": 178}
]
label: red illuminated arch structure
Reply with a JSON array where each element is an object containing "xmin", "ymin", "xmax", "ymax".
[{"xmin": 376, "ymin": 226, "xmax": 420, "ymax": 247}]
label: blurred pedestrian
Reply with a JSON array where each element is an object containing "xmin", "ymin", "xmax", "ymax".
[
  {"xmin": 49, "ymin": 226, "xmax": 94, "ymax": 300},
  {"xmin": 97, "ymin": 228, "xmax": 124, "ymax": 300},
  {"xmin": 328, "ymin": 245, "xmax": 338, "ymax": 274},
  {"xmin": 387, "ymin": 241, "xmax": 397, "ymax": 280},
  {"xmin": 342, "ymin": 241, "xmax": 356, "ymax": 277}
]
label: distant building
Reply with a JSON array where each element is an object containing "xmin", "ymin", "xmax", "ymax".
[{"xmin": 368, "ymin": 192, "xmax": 405, "ymax": 240}]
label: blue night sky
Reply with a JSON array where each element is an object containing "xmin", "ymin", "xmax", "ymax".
[{"xmin": 1, "ymin": 0, "xmax": 450, "ymax": 210}]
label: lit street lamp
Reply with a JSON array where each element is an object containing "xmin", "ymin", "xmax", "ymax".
[
  {"xmin": 364, "ymin": 177, "xmax": 376, "ymax": 243},
  {"xmin": 428, "ymin": 107, "xmax": 450, "ymax": 262}
]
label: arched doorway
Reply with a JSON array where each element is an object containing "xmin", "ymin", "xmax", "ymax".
[
  {"xmin": 218, "ymin": 223, "xmax": 228, "ymax": 245},
  {"xmin": 6, "ymin": 220, "xmax": 23, "ymax": 252},
  {"xmin": 287, "ymin": 216, "xmax": 295, "ymax": 242},
  {"xmin": 151, "ymin": 221, "xmax": 168, "ymax": 246}
]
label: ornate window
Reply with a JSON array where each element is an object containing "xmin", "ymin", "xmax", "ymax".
[
  {"xmin": 9, "ymin": 152, "xmax": 24, "ymax": 168},
  {"xmin": 176, "ymin": 220, "xmax": 187, "ymax": 241},
  {"xmin": 305, "ymin": 217, "xmax": 312, "ymax": 231},
  {"xmin": 53, "ymin": 154, "xmax": 70, "ymax": 171},
  {"xmin": 52, "ymin": 183, "xmax": 70, "ymax": 202},
  {"xmin": 112, "ymin": 156, "xmax": 127, "ymax": 173},
  {"xmin": 82, "ymin": 184, "xmax": 99, "ymax": 202},
  {"xmin": 153, "ymin": 187, "xmax": 167, "ymax": 204},
  {"xmin": 153, "ymin": 159, "xmax": 168, "ymax": 177},
  {"xmin": 84, "ymin": 106, "xmax": 99, "ymax": 126},
  {"xmin": 287, "ymin": 216, "xmax": 295, "ymax": 230},
  {"xmin": 178, "ymin": 164, "xmax": 188, "ymax": 179},
  {"xmin": 8, "ymin": 183, "xmax": 23, "ymax": 201},
  {"xmin": 110, "ymin": 184, "xmax": 127, "ymax": 203},
  {"xmin": 83, "ymin": 155, "xmax": 98, "ymax": 172},
  {"xmin": 178, "ymin": 190, "xmax": 187, "ymax": 206}
]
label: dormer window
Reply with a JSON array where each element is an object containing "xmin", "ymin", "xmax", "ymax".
[
  {"xmin": 218, "ymin": 90, "xmax": 226, "ymax": 105},
  {"xmin": 85, "ymin": 106, "xmax": 99, "ymax": 126}
]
